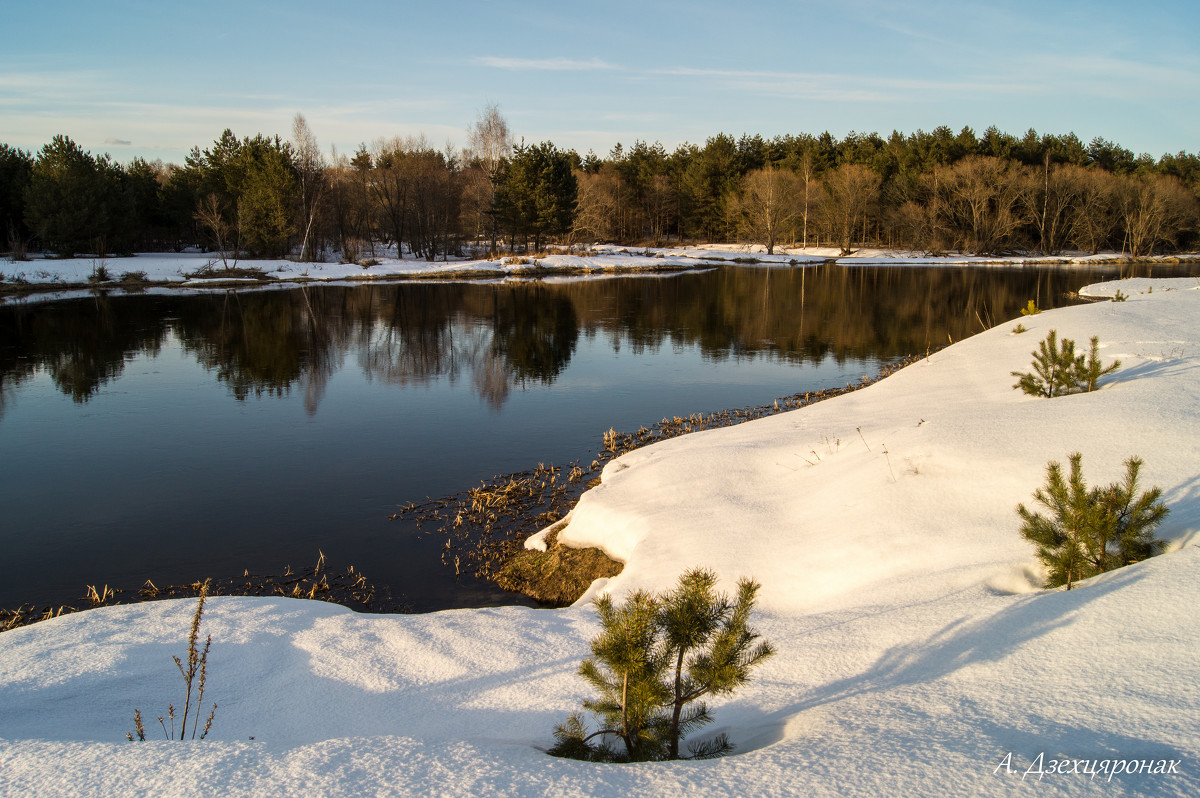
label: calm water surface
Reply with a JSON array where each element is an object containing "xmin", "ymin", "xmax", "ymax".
[{"xmin": 0, "ymin": 263, "xmax": 1176, "ymax": 611}]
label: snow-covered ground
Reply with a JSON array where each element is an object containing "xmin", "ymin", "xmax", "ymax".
[
  {"xmin": 3, "ymin": 244, "xmax": 1196, "ymax": 304},
  {"xmin": 2, "ymin": 276, "xmax": 1199, "ymax": 796}
]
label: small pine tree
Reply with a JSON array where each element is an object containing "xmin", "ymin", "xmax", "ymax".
[
  {"xmin": 550, "ymin": 569, "xmax": 774, "ymax": 762},
  {"xmin": 1012, "ymin": 330, "xmax": 1119, "ymax": 398},
  {"xmin": 659, "ymin": 570, "xmax": 775, "ymax": 760},
  {"xmin": 1074, "ymin": 336, "xmax": 1121, "ymax": 393},
  {"xmin": 1017, "ymin": 453, "xmax": 1168, "ymax": 589},
  {"xmin": 1012, "ymin": 329, "xmax": 1077, "ymax": 398},
  {"xmin": 551, "ymin": 590, "xmax": 670, "ymax": 762},
  {"xmin": 1093, "ymin": 457, "xmax": 1169, "ymax": 566}
]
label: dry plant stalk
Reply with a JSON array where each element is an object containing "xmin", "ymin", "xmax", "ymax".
[{"xmin": 128, "ymin": 579, "xmax": 217, "ymax": 741}]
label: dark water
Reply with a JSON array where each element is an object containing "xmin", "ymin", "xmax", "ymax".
[{"xmin": 0, "ymin": 263, "xmax": 1176, "ymax": 611}]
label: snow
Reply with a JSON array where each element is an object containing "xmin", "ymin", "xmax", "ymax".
[
  {"xmin": 2, "ymin": 276, "xmax": 1199, "ymax": 796},
  {"xmin": 5, "ymin": 246, "xmax": 1198, "ymax": 307}
]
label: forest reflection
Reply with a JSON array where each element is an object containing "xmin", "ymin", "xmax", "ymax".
[{"xmin": 0, "ymin": 264, "xmax": 1132, "ymax": 416}]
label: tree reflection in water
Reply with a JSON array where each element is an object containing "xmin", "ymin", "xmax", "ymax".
[{"xmin": 0, "ymin": 263, "xmax": 1166, "ymax": 419}]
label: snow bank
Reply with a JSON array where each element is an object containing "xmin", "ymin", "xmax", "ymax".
[
  {"xmin": 2, "ymin": 278, "xmax": 1198, "ymax": 796},
  {"xmin": 7, "ymin": 247, "xmax": 1196, "ymax": 307}
]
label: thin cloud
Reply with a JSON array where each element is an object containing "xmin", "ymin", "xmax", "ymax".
[
  {"xmin": 475, "ymin": 56, "xmax": 618, "ymax": 72},
  {"xmin": 104, "ymin": 137, "xmax": 132, "ymax": 146},
  {"xmin": 0, "ymin": 69, "xmax": 106, "ymax": 96},
  {"xmin": 656, "ymin": 66, "xmax": 1025, "ymax": 102}
]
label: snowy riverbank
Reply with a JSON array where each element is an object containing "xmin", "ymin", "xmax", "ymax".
[
  {"xmin": 3, "ymin": 245, "xmax": 1197, "ymax": 307},
  {"xmin": 1, "ymin": 276, "xmax": 1198, "ymax": 796}
]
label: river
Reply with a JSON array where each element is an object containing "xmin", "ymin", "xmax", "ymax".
[{"xmin": 0, "ymin": 262, "xmax": 1180, "ymax": 611}]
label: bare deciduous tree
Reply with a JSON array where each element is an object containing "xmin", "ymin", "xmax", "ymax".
[
  {"xmin": 820, "ymin": 164, "xmax": 881, "ymax": 255},
  {"xmin": 930, "ymin": 156, "xmax": 1025, "ymax": 254},
  {"xmin": 1116, "ymin": 173, "xmax": 1198, "ymax": 258},
  {"xmin": 1022, "ymin": 159, "xmax": 1085, "ymax": 255},
  {"xmin": 1068, "ymin": 168, "xmax": 1117, "ymax": 254},
  {"xmin": 732, "ymin": 164, "xmax": 802, "ymax": 254},
  {"xmin": 291, "ymin": 113, "xmax": 326, "ymax": 261},
  {"xmin": 193, "ymin": 193, "xmax": 237, "ymax": 267},
  {"xmin": 572, "ymin": 171, "xmax": 620, "ymax": 243},
  {"xmin": 467, "ymin": 104, "xmax": 512, "ymax": 255},
  {"xmin": 797, "ymin": 150, "xmax": 816, "ymax": 248}
]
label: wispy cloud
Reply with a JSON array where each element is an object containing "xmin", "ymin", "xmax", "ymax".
[
  {"xmin": 1012, "ymin": 53, "xmax": 1200, "ymax": 99},
  {"xmin": 0, "ymin": 69, "xmax": 106, "ymax": 96},
  {"xmin": 474, "ymin": 56, "xmax": 618, "ymax": 72},
  {"xmin": 103, "ymin": 137, "xmax": 132, "ymax": 146},
  {"xmin": 655, "ymin": 66, "xmax": 1024, "ymax": 102}
]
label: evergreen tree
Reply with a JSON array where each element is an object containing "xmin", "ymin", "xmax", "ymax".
[
  {"xmin": 497, "ymin": 141, "xmax": 577, "ymax": 251},
  {"xmin": 1018, "ymin": 453, "xmax": 1168, "ymax": 589},
  {"xmin": 1012, "ymin": 330, "xmax": 1119, "ymax": 398},
  {"xmin": 236, "ymin": 138, "xmax": 298, "ymax": 258},
  {"xmin": 1012, "ymin": 329, "xmax": 1077, "ymax": 398},
  {"xmin": 553, "ymin": 590, "xmax": 670, "ymax": 762},
  {"xmin": 178, "ymin": 130, "xmax": 300, "ymax": 258},
  {"xmin": 23, "ymin": 135, "xmax": 114, "ymax": 257},
  {"xmin": 1074, "ymin": 335, "xmax": 1121, "ymax": 392},
  {"xmin": 0, "ymin": 144, "xmax": 34, "ymax": 252},
  {"xmin": 658, "ymin": 570, "xmax": 775, "ymax": 760},
  {"xmin": 550, "ymin": 568, "xmax": 773, "ymax": 762}
]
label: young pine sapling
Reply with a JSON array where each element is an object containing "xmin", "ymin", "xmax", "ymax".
[
  {"xmin": 1012, "ymin": 330, "xmax": 1119, "ymax": 398},
  {"xmin": 1017, "ymin": 453, "xmax": 1168, "ymax": 590},
  {"xmin": 550, "ymin": 568, "xmax": 774, "ymax": 762}
]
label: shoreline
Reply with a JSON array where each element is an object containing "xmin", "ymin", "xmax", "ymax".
[
  {"xmin": 4, "ymin": 246, "xmax": 1197, "ymax": 304},
  {"xmin": 391, "ymin": 349, "xmax": 943, "ymax": 607},
  {"xmin": 1, "ymin": 350, "xmax": 938, "ymax": 632}
]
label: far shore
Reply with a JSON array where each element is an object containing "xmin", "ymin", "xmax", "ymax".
[{"xmin": 4, "ymin": 244, "xmax": 1197, "ymax": 303}]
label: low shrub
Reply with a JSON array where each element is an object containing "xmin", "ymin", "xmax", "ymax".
[{"xmin": 1018, "ymin": 453, "xmax": 1168, "ymax": 589}]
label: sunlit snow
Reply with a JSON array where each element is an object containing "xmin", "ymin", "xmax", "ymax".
[{"xmin": 2, "ymin": 273, "xmax": 1198, "ymax": 796}]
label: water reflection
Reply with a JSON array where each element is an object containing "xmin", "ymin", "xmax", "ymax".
[
  {"xmin": 1, "ymin": 263, "xmax": 1184, "ymax": 611},
  {"xmin": 0, "ymin": 263, "xmax": 1159, "ymax": 420}
]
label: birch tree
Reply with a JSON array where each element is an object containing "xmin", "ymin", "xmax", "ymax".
[
  {"xmin": 468, "ymin": 104, "xmax": 512, "ymax": 255},
  {"xmin": 291, "ymin": 113, "xmax": 326, "ymax": 261}
]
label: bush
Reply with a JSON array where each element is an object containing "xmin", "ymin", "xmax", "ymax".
[
  {"xmin": 88, "ymin": 261, "xmax": 111, "ymax": 283},
  {"xmin": 1012, "ymin": 330, "xmax": 1119, "ymax": 398},
  {"xmin": 549, "ymin": 568, "xmax": 774, "ymax": 762},
  {"xmin": 1017, "ymin": 453, "xmax": 1168, "ymax": 590}
]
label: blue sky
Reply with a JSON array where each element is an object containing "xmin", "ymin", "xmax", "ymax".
[{"xmin": 4, "ymin": 0, "xmax": 1198, "ymax": 165}]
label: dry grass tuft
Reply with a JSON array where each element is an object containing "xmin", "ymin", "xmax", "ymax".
[{"xmin": 495, "ymin": 528, "xmax": 622, "ymax": 605}]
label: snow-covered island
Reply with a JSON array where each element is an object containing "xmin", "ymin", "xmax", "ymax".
[{"xmin": 2, "ymin": 274, "xmax": 1199, "ymax": 796}]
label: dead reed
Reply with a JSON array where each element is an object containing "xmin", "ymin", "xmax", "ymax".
[{"xmin": 2, "ymin": 553, "xmax": 406, "ymax": 635}]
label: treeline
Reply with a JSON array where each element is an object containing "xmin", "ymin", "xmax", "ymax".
[
  {"xmin": 578, "ymin": 129, "xmax": 1200, "ymax": 257},
  {"xmin": 2, "ymin": 113, "xmax": 1197, "ymax": 260}
]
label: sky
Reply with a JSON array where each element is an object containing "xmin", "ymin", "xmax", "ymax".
[{"xmin": 3, "ymin": 0, "xmax": 1198, "ymax": 165}]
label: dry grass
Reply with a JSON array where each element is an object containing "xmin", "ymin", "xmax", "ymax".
[
  {"xmin": 495, "ymin": 528, "xmax": 622, "ymax": 605},
  {"xmin": 128, "ymin": 580, "xmax": 216, "ymax": 741},
  {"xmin": 1, "ymin": 553, "xmax": 406, "ymax": 635}
]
